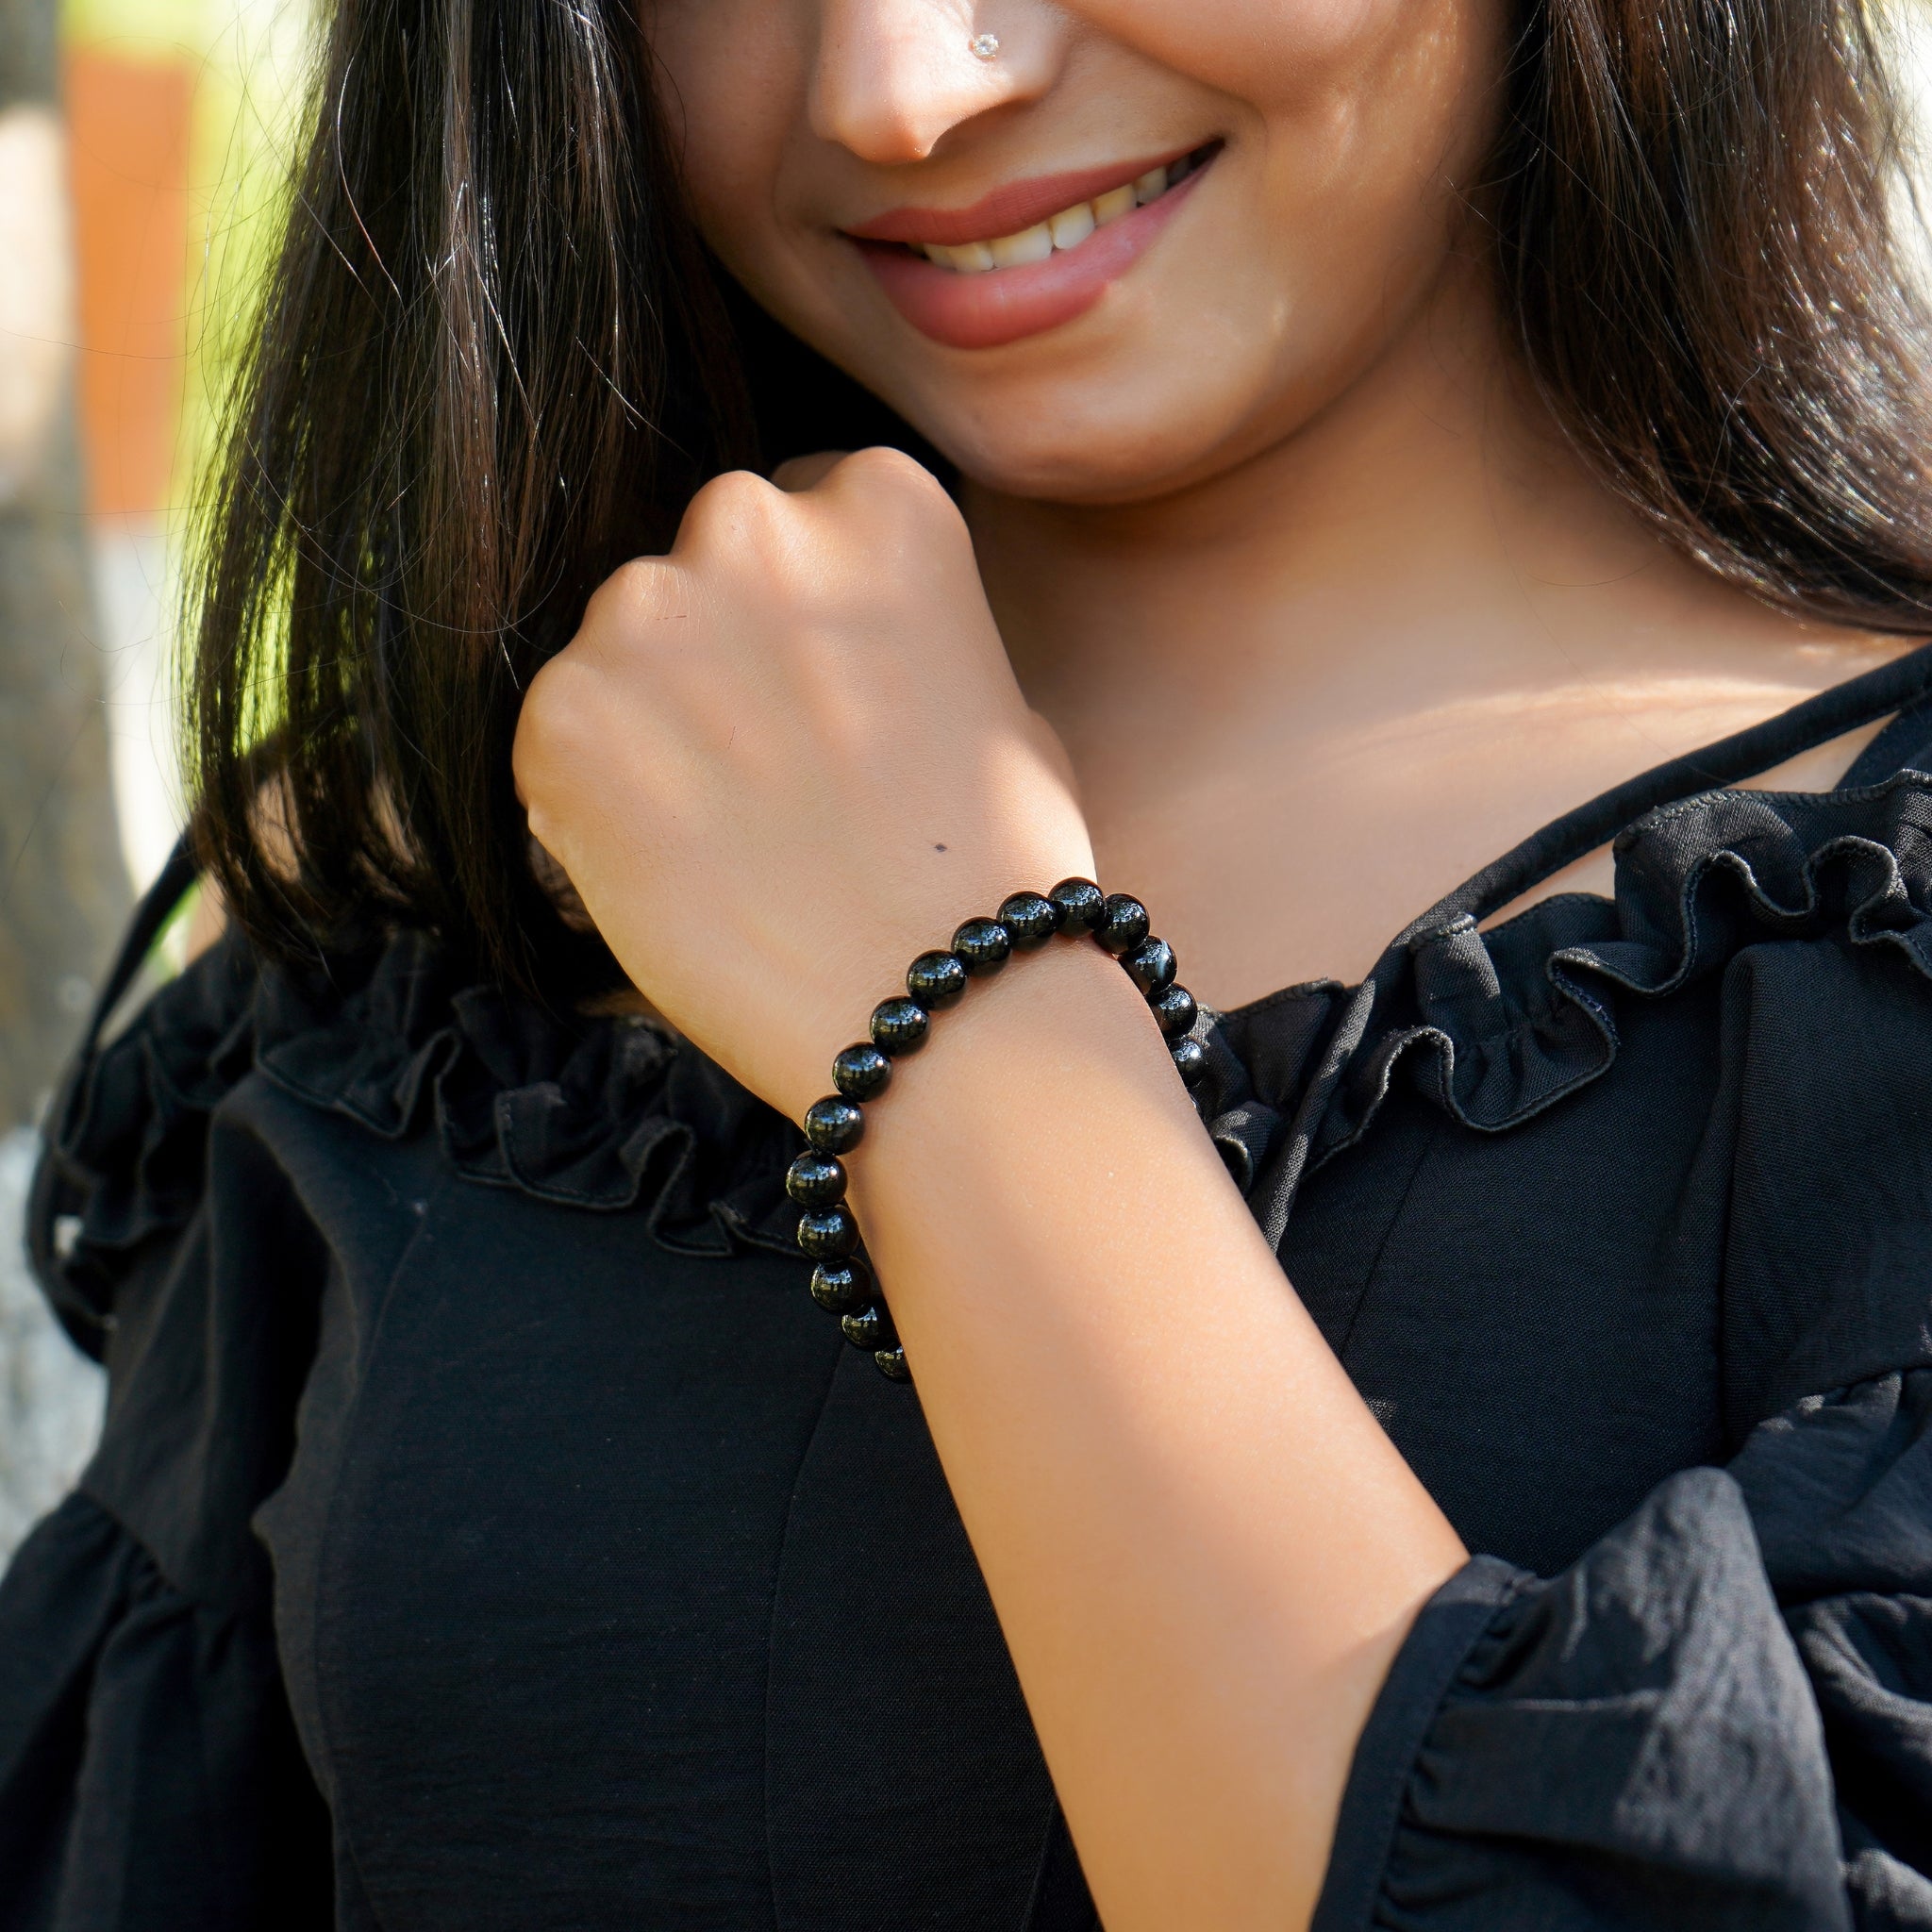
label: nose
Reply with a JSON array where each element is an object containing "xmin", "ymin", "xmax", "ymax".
[{"xmin": 808, "ymin": 2, "xmax": 1041, "ymax": 164}]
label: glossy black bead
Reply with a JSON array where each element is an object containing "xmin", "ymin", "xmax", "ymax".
[
  {"xmin": 785, "ymin": 1151, "xmax": 847, "ymax": 1209},
  {"xmin": 907, "ymin": 949, "xmax": 969, "ymax": 1009},
  {"xmin": 796, "ymin": 1204, "xmax": 860, "ymax": 1260},
  {"xmin": 997, "ymin": 891, "xmax": 1060, "ymax": 947},
  {"xmin": 1096, "ymin": 893, "xmax": 1151, "ymax": 955},
  {"xmin": 1171, "ymin": 1036, "xmax": 1208, "ymax": 1087},
  {"xmin": 952, "ymin": 917, "xmax": 1013, "ymax": 975},
  {"xmin": 1121, "ymin": 935, "xmax": 1176, "ymax": 995},
  {"xmin": 804, "ymin": 1095, "xmax": 865, "ymax": 1155},
  {"xmin": 874, "ymin": 1346, "xmax": 912, "ymax": 1382},
  {"xmin": 870, "ymin": 997, "xmax": 931, "ymax": 1057},
  {"xmin": 1047, "ymin": 876, "xmax": 1107, "ymax": 935},
  {"xmin": 810, "ymin": 1257, "xmax": 874, "ymax": 1315},
  {"xmin": 1149, "ymin": 983, "xmax": 1199, "ymax": 1039},
  {"xmin": 832, "ymin": 1041, "xmax": 891, "ymax": 1101},
  {"xmin": 841, "ymin": 1301, "xmax": 899, "ymax": 1351}
]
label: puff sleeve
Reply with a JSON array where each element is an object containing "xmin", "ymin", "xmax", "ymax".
[
  {"xmin": 1314, "ymin": 1370, "xmax": 1932, "ymax": 1930},
  {"xmin": 0, "ymin": 856, "xmax": 333, "ymax": 1930}
]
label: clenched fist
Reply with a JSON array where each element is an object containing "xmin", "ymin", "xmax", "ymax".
[{"xmin": 513, "ymin": 447, "xmax": 1095, "ymax": 1124}]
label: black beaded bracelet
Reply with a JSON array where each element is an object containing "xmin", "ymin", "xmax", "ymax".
[{"xmin": 785, "ymin": 876, "xmax": 1206, "ymax": 1383}]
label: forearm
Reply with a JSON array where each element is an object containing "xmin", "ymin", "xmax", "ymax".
[{"xmin": 848, "ymin": 940, "xmax": 1466, "ymax": 1932}]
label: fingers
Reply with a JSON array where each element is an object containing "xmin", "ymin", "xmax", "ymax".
[
  {"xmin": 772, "ymin": 448, "xmax": 942, "ymax": 501},
  {"xmin": 674, "ymin": 450, "xmax": 968, "ymax": 586},
  {"xmin": 810, "ymin": 443, "xmax": 953, "ymax": 511},
  {"xmin": 771, "ymin": 450, "xmax": 850, "ymax": 492}
]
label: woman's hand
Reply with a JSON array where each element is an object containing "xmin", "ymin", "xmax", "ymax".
[{"xmin": 512, "ymin": 446, "xmax": 1094, "ymax": 1123}]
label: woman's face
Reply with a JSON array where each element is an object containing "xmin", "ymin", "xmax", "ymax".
[{"xmin": 646, "ymin": 0, "xmax": 1502, "ymax": 504}]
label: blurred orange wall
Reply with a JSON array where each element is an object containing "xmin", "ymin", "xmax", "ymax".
[{"xmin": 63, "ymin": 47, "xmax": 193, "ymax": 519}]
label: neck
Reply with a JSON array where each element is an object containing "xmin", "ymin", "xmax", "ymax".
[{"xmin": 959, "ymin": 264, "xmax": 1898, "ymax": 1002}]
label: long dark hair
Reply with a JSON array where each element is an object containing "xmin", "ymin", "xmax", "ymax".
[{"xmin": 188, "ymin": 0, "xmax": 1932, "ymax": 996}]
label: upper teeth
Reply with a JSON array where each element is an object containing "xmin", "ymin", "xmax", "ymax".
[{"xmin": 919, "ymin": 163, "xmax": 1176, "ymax": 274}]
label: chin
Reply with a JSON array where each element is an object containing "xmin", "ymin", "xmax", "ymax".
[
  {"xmin": 944, "ymin": 424, "xmax": 1237, "ymax": 505},
  {"xmin": 875, "ymin": 353, "xmax": 1281, "ymax": 505},
  {"xmin": 921, "ymin": 369, "xmax": 1357, "ymax": 507}
]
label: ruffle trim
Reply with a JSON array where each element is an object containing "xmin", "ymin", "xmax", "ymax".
[
  {"xmin": 40, "ymin": 927, "xmax": 804, "ymax": 1332},
  {"xmin": 1191, "ymin": 771, "xmax": 1932, "ymax": 1193},
  {"xmin": 37, "ymin": 767, "xmax": 1932, "ymax": 1326}
]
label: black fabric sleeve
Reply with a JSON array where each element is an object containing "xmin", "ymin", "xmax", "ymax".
[
  {"xmin": 0, "ymin": 864, "xmax": 334, "ymax": 1931},
  {"xmin": 1313, "ymin": 1370, "xmax": 1932, "ymax": 1931},
  {"xmin": 0, "ymin": 1493, "xmax": 329, "ymax": 1932}
]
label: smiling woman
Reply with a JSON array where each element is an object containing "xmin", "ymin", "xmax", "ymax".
[{"xmin": 5, "ymin": 0, "xmax": 1932, "ymax": 1929}]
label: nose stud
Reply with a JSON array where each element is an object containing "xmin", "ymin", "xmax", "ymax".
[{"xmin": 969, "ymin": 32, "xmax": 1000, "ymax": 59}]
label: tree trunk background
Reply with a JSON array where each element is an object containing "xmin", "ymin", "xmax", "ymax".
[{"xmin": 0, "ymin": 0, "xmax": 131, "ymax": 1135}]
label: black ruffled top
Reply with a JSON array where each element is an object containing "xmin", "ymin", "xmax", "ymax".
[{"xmin": 7, "ymin": 651, "xmax": 1932, "ymax": 1931}]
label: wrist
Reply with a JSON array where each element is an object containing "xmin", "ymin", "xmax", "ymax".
[
  {"xmin": 785, "ymin": 880, "xmax": 1211, "ymax": 1379},
  {"xmin": 764, "ymin": 845, "xmax": 1102, "ymax": 1126},
  {"xmin": 861, "ymin": 933, "xmax": 1171, "ymax": 1158},
  {"xmin": 846, "ymin": 933, "xmax": 1190, "ymax": 1241},
  {"xmin": 842, "ymin": 932, "xmax": 1234, "ymax": 1369}
]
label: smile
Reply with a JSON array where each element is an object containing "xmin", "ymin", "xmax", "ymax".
[
  {"xmin": 845, "ymin": 142, "xmax": 1221, "ymax": 352},
  {"xmin": 904, "ymin": 147, "xmax": 1213, "ymax": 273}
]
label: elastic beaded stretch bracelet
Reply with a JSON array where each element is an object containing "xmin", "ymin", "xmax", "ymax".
[{"xmin": 785, "ymin": 876, "xmax": 1206, "ymax": 1383}]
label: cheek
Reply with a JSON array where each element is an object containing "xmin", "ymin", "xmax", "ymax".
[
  {"xmin": 1070, "ymin": 0, "xmax": 1499, "ymax": 268},
  {"xmin": 1062, "ymin": 0, "xmax": 1441, "ymax": 108},
  {"xmin": 646, "ymin": 2, "xmax": 802, "ymax": 242},
  {"xmin": 1205, "ymin": 0, "xmax": 1499, "ymax": 291}
]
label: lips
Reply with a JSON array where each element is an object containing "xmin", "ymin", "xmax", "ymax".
[
  {"xmin": 844, "ymin": 143, "xmax": 1219, "ymax": 352},
  {"xmin": 847, "ymin": 145, "xmax": 1205, "ymax": 248}
]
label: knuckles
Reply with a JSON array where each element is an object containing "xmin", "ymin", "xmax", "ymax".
[
  {"xmin": 823, "ymin": 445, "xmax": 969, "ymax": 551},
  {"xmin": 676, "ymin": 467, "xmax": 818, "ymax": 576},
  {"xmin": 826, "ymin": 441, "xmax": 949, "ymax": 502},
  {"xmin": 516, "ymin": 444, "xmax": 990, "ymax": 818},
  {"xmin": 582, "ymin": 555, "xmax": 687, "ymax": 636},
  {"xmin": 511, "ymin": 651, "xmax": 603, "ymax": 810},
  {"xmin": 677, "ymin": 448, "xmax": 969, "ymax": 588}
]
